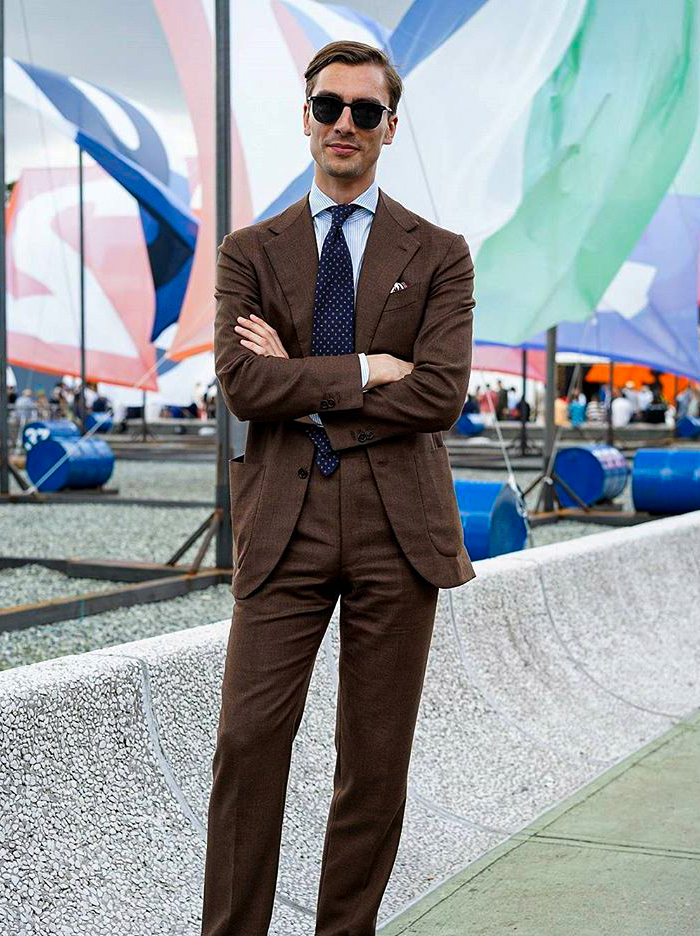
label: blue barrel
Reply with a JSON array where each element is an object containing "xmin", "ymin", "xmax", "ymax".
[
  {"xmin": 553, "ymin": 445, "xmax": 629, "ymax": 507},
  {"xmin": 676, "ymin": 417, "xmax": 700, "ymax": 440},
  {"xmin": 26, "ymin": 437, "xmax": 114, "ymax": 492},
  {"xmin": 455, "ymin": 412, "xmax": 486, "ymax": 436},
  {"xmin": 454, "ymin": 480, "xmax": 528, "ymax": 560},
  {"xmin": 22, "ymin": 419, "xmax": 80, "ymax": 453},
  {"xmin": 632, "ymin": 449, "xmax": 700, "ymax": 514},
  {"xmin": 86, "ymin": 412, "xmax": 113, "ymax": 433}
]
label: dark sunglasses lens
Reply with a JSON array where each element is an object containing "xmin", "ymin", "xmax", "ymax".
[
  {"xmin": 311, "ymin": 96, "xmax": 343, "ymax": 124},
  {"xmin": 311, "ymin": 96, "xmax": 385, "ymax": 130},
  {"xmin": 351, "ymin": 102, "xmax": 384, "ymax": 129}
]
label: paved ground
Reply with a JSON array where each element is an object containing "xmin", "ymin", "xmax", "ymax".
[{"xmin": 380, "ymin": 709, "xmax": 700, "ymax": 936}]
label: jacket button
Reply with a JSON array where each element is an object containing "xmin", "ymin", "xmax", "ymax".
[
  {"xmin": 358, "ymin": 431, "xmax": 367, "ymax": 442},
  {"xmin": 365, "ymin": 430, "xmax": 374, "ymax": 439},
  {"xmin": 298, "ymin": 467, "xmax": 308, "ymax": 479},
  {"xmin": 320, "ymin": 400, "xmax": 328, "ymax": 409},
  {"xmin": 327, "ymin": 399, "xmax": 335, "ymax": 408}
]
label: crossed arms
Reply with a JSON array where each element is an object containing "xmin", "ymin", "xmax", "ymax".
[{"xmin": 214, "ymin": 230, "xmax": 475, "ymax": 451}]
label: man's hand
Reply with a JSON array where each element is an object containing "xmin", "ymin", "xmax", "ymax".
[
  {"xmin": 234, "ymin": 314, "xmax": 289, "ymax": 359},
  {"xmin": 365, "ymin": 354, "xmax": 414, "ymax": 389}
]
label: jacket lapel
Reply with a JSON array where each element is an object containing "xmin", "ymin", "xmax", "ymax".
[{"xmin": 263, "ymin": 187, "xmax": 420, "ymax": 357}]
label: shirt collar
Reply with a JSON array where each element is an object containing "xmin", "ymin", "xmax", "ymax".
[{"xmin": 309, "ymin": 177, "xmax": 379, "ymax": 219}]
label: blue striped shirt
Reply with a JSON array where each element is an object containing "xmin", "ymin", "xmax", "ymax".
[{"xmin": 306, "ymin": 177, "xmax": 378, "ymax": 425}]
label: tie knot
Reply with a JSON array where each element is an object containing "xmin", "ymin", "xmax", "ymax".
[{"xmin": 330, "ymin": 203, "xmax": 359, "ymax": 228}]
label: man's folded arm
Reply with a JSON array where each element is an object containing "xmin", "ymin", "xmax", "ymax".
[
  {"xmin": 320, "ymin": 234, "xmax": 475, "ymax": 452},
  {"xmin": 214, "ymin": 232, "xmax": 365, "ymax": 422}
]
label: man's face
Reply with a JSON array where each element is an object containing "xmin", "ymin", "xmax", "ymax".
[{"xmin": 303, "ymin": 62, "xmax": 397, "ymax": 181}]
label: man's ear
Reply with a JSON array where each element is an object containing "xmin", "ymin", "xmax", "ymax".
[
  {"xmin": 383, "ymin": 115, "xmax": 398, "ymax": 145},
  {"xmin": 302, "ymin": 101, "xmax": 311, "ymax": 137}
]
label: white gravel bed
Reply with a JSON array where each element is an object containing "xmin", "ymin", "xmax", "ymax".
[
  {"xmin": 2, "ymin": 502, "xmax": 216, "ymax": 566},
  {"xmin": 0, "ymin": 582, "xmax": 233, "ymax": 672},
  {"xmin": 109, "ymin": 458, "xmax": 216, "ymax": 501},
  {"xmin": 0, "ymin": 564, "xmax": 117, "ymax": 608}
]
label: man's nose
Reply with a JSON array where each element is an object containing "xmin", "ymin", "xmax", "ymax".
[{"xmin": 333, "ymin": 104, "xmax": 355, "ymax": 132}]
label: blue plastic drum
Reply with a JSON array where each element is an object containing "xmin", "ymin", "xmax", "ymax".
[
  {"xmin": 86, "ymin": 412, "xmax": 113, "ymax": 433},
  {"xmin": 553, "ymin": 445, "xmax": 629, "ymax": 508},
  {"xmin": 26, "ymin": 437, "xmax": 115, "ymax": 493},
  {"xmin": 676, "ymin": 417, "xmax": 700, "ymax": 440},
  {"xmin": 632, "ymin": 449, "xmax": 700, "ymax": 514},
  {"xmin": 455, "ymin": 412, "xmax": 486, "ymax": 436},
  {"xmin": 22, "ymin": 420, "xmax": 80, "ymax": 453},
  {"xmin": 454, "ymin": 480, "xmax": 528, "ymax": 560}
]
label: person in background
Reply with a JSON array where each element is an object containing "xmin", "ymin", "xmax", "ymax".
[
  {"xmin": 462, "ymin": 391, "xmax": 480, "ymax": 415},
  {"xmin": 637, "ymin": 383, "xmax": 653, "ymax": 411},
  {"xmin": 507, "ymin": 384, "xmax": 519, "ymax": 413},
  {"xmin": 622, "ymin": 380, "xmax": 639, "ymax": 416},
  {"xmin": 515, "ymin": 396, "xmax": 531, "ymax": 422},
  {"xmin": 15, "ymin": 388, "xmax": 36, "ymax": 419},
  {"xmin": 495, "ymin": 379, "xmax": 508, "ymax": 419},
  {"xmin": 586, "ymin": 390, "xmax": 607, "ymax": 423},
  {"xmin": 611, "ymin": 386, "xmax": 634, "ymax": 427},
  {"xmin": 676, "ymin": 384, "xmax": 694, "ymax": 419},
  {"xmin": 554, "ymin": 392, "xmax": 569, "ymax": 426}
]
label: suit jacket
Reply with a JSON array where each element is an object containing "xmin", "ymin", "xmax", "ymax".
[{"xmin": 214, "ymin": 187, "xmax": 476, "ymax": 599}]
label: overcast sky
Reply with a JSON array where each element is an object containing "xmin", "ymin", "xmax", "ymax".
[{"xmin": 5, "ymin": 0, "xmax": 411, "ymax": 181}]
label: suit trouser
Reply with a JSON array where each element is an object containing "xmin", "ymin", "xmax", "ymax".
[{"xmin": 200, "ymin": 446, "xmax": 439, "ymax": 936}]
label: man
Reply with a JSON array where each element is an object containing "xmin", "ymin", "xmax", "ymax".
[{"xmin": 202, "ymin": 40, "xmax": 475, "ymax": 936}]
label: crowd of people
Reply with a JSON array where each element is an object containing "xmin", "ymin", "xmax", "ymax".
[
  {"xmin": 462, "ymin": 376, "xmax": 700, "ymax": 429},
  {"xmin": 9, "ymin": 379, "xmax": 111, "ymax": 424}
]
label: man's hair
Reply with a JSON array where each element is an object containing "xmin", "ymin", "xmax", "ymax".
[{"xmin": 304, "ymin": 40, "xmax": 403, "ymax": 114}]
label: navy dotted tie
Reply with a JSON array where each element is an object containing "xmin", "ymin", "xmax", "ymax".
[{"xmin": 304, "ymin": 202, "xmax": 359, "ymax": 476}]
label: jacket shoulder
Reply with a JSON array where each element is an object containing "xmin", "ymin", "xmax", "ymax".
[
  {"xmin": 379, "ymin": 189, "xmax": 468, "ymax": 251},
  {"xmin": 220, "ymin": 194, "xmax": 308, "ymax": 255}
]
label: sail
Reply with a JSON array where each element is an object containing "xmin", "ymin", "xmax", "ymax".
[
  {"xmin": 5, "ymin": 57, "xmax": 197, "ymax": 342},
  {"xmin": 6, "ymin": 165, "xmax": 159, "ymax": 390}
]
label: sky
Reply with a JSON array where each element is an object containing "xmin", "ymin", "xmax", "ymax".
[{"xmin": 5, "ymin": 0, "xmax": 411, "ymax": 183}]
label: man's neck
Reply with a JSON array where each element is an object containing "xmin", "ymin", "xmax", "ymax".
[{"xmin": 313, "ymin": 169, "xmax": 376, "ymax": 204}]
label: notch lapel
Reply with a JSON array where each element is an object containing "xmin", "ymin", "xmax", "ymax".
[
  {"xmin": 354, "ymin": 190, "xmax": 420, "ymax": 354},
  {"xmin": 263, "ymin": 195, "xmax": 318, "ymax": 357}
]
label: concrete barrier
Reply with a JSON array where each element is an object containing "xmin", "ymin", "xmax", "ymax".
[{"xmin": 2, "ymin": 513, "xmax": 700, "ymax": 935}]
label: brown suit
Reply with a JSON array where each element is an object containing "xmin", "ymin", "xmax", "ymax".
[{"xmin": 202, "ymin": 187, "xmax": 476, "ymax": 935}]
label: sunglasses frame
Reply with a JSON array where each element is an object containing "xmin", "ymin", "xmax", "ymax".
[{"xmin": 307, "ymin": 94, "xmax": 394, "ymax": 130}]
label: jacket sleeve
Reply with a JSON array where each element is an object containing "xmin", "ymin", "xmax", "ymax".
[
  {"xmin": 320, "ymin": 233, "xmax": 475, "ymax": 451},
  {"xmin": 214, "ymin": 231, "xmax": 365, "ymax": 422}
]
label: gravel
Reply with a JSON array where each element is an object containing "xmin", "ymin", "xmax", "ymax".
[{"xmin": 1, "ymin": 455, "xmax": 634, "ymax": 672}]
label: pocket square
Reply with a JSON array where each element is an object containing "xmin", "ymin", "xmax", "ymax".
[{"xmin": 389, "ymin": 281, "xmax": 408, "ymax": 294}]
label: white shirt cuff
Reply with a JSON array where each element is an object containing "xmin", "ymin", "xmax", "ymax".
[
  {"xmin": 309, "ymin": 411, "xmax": 323, "ymax": 426},
  {"xmin": 359, "ymin": 352, "xmax": 369, "ymax": 390}
]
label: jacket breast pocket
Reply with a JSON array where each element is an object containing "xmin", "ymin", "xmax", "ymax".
[
  {"xmin": 228, "ymin": 456, "xmax": 266, "ymax": 569},
  {"xmin": 413, "ymin": 446, "xmax": 464, "ymax": 557},
  {"xmin": 382, "ymin": 282, "xmax": 420, "ymax": 312}
]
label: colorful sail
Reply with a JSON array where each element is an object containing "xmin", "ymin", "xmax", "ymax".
[
  {"xmin": 6, "ymin": 165, "xmax": 159, "ymax": 390},
  {"xmin": 5, "ymin": 57, "xmax": 197, "ymax": 341}
]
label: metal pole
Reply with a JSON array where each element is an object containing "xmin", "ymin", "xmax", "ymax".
[
  {"xmin": 606, "ymin": 359, "xmax": 615, "ymax": 446},
  {"xmin": 0, "ymin": 0, "xmax": 9, "ymax": 494},
  {"xmin": 543, "ymin": 326, "xmax": 557, "ymax": 511},
  {"xmin": 215, "ymin": 0, "xmax": 233, "ymax": 568},
  {"xmin": 78, "ymin": 146, "xmax": 86, "ymax": 433},
  {"xmin": 520, "ymin": 347, "xmax": 527, "ymax": 457}
]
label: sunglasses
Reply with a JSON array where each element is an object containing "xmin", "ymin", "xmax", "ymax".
[{"xmin": 307, "ymin": 94, "xmax": 393, "ymax": 131}]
